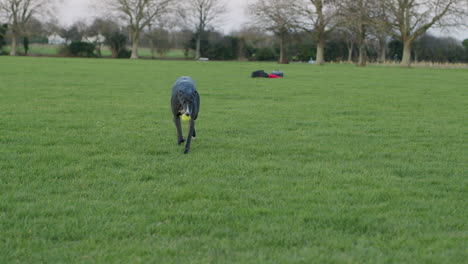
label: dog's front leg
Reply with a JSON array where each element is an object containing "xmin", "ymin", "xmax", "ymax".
[
  {"xmin": 184, "ymin": 119, "xmax": 195, "ymax": 154},
  {"xmin": 174, "ymin": 115, "xmax": 185, "ymax": 145}
]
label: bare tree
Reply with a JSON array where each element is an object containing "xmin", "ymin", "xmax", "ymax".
[
  {"xmin": 145, "ymin": 26, "xmax": 170, "ymax": 58},
  {"xmin": 233, "ymin": 25, "xmax": 276, "ymax": 60},
  {"xmin": 371, "ymin": 26, "xmax": 390, "ymax": 63},
  {"xmin": 249, "ymin": 0, "xmax": 298, "ymax": 63},
  {"xmin": 41, "ymin": 17, "xmax": 60, "ymax": 35},
  {"xmin": 102, "ymin": 0, "xmax": 174, "ymax": 59},
  {"xmin": 87, "ymin": 18, "xmax": 121, "ymax": 57},
  {"xmin": 336, "ymin": 27, "xmax": 358, "ymax": 63},
  {"xmin": 382, "ymin": 0, "xmax": 468, "ymax": 66},
  {"xmin": 0, "ymin": 0, "xmax": 55, "ymax": 56},
  {"xmin": 180, "ymin": 0, "xmax": 225, "ymax": 60},
  {"xmin": 22, "ymin": 17, "xmax": 44, "ymax": 54},
  {"xmin": 293, "ymin": 0, "xmax": 339, "ymax": 65},
  {"xmin": 368, "ymin": 3, "xmax": 392, "ymax": 63},
  {"xmin": 337, "ymin": 0, "xmax": 378, "ymax": 66}
]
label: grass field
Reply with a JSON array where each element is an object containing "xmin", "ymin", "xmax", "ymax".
[
  {"xmin": 2, "ymin": 44, "xmax": 187, "ymax": 58},
  {"xmin": 0, "ymin": 56, "xmax": 467, "ymax": 263}
]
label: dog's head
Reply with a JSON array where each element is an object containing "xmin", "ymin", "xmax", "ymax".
[{"xmin": 176, "ymin": 88, "xmax": 197, "ymax": 117}]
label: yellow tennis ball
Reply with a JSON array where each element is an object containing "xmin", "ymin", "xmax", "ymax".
[{"xmin": 181, "ymin": 115, "xmax": 191, "ymax": 121}]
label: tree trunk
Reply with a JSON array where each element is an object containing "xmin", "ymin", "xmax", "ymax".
[
  {"xmin": 379, "ymin": 40, "xmax": 386, "ymax": 63},
  {"xmin": 279, "ymin": 33, "xmax": 284, "ymax": 63},
  {"xmin": 358, "ymin": 46, "xmax": 364, "ymax": 66},
  {"xmin": 238, "ymin": 39, "xmax": 245, "ymax": 60},
  {"xmin": 148, "ymin": 25, "xmax": 155, "ymax": 59},
  {"xmin": 111, "ymin": 47, "xmax": 118, "ymax": 58},
  {"xmin": 150, "ymin": 39, "xmax": 155, "ymax": 59},
  {"xmin": 358, "ymin": 42, "xmax": 366, "ymax": 67},
  {"xmin": 195, "ymin": 33, "xmax": 201, "ymax": 60},
  {"xmin": 316, "ymin": 39, "xmax": 325, "ymax": 65},
  {"xmin": 10, "ymin": 34, "xmax": 17, "ymax": 56},
  {"xmin": 401, "ymin": 39, "xmax": 412, "ymax": 67},
  {"xmin": 357, "ymin": 25, "xmax": 366, "ymax": 67},
  {"xmin": 96, "ymin": 43, "xmax": 102, "ymax": 57},
  {"xmin": 130, "ymin": 31, "xmax": 139, "ymax": 59},
  {"xmin": 347, "ymin": 43, "xmax": 353, "ymax": 63}
]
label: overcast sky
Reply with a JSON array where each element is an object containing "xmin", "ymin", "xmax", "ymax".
[
  {"xmin": 58, "ymin": 0, "xmax": 467, "ymax": 40},
  {"xmin": 58, "ymin": 0, "xmax": 252, "ymax": 33}
]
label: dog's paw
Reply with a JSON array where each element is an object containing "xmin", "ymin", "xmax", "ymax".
[
  {"xmin": 184, "ymin": 149, "xmax": 190, "ymax": 154},
  {"xmin": 178, "ymin": 138, "xmax": 186, "ymax": 145}
]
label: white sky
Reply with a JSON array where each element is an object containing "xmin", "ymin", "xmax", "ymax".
[
  {"xmin": 57, "ymin": 0, "xmax": 252, "ymax": 33},
  {"xmin": 57, "ymin": 0, "xmax": 467, "ymax": 40}
]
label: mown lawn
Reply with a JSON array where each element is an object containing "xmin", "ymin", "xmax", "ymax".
[
  {"xmin": 0, "ymin": 57, "xmax": 467, "ymax": 263},
  {"xmin": 2, "ymin": 44, "xmax": 187, "ymax": 59}
]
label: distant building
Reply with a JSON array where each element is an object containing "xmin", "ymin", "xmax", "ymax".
[
  {"xmin": 48, "ymin": 34, "xmax": 68, "ymax": 45},
  {"xmin": 82, "ymin": 34, "xmax": 106, "ymax": 44}
]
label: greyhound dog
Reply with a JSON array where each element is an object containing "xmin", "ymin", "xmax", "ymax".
[{"xmin": 171, "ymin": 77, "xmax": 200, "ymax": 154}]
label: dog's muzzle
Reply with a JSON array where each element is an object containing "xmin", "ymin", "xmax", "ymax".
[
  {"xmin": 184, "ymin": 104, "xmax": 191, "ymax": 116},
  {"xmin": 178, "ymin": 103, "xmax": 191, "ymax": 116}
]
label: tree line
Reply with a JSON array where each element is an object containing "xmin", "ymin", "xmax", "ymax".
[{"xmin": 0, "ymin": 0, "xmax": 467, "ymax": 66}]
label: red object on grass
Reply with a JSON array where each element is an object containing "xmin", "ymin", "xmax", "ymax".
[{"xmin": 268, "ymin": 74, "xmax": 282, "ymax": 78}]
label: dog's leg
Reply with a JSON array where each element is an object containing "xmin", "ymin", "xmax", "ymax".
[
  {"xmin": 184, "ymin": 119, "xmax": 195, "ymax": 154},
  {"xmin": 174, "ymin": 115, "xmax": 185, "ymax": 145}
]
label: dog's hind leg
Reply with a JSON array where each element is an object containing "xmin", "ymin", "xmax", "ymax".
[
  {"xmin": 174, "ymin": 115, "xmax": 185, "ymax": 145},
  {"xmin": 184, "ymin": 120, "xmax": 195, "ymax": 154}
]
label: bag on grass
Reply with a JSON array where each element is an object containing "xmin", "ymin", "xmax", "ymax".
[
  {"xmin": 271, "ymin": 71, "xmax": 284, "ymax": 77},
  {"xmin": 251, "ymin": 70, "xmax": 270, "ymax": 78}
]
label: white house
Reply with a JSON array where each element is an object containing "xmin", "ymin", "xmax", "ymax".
[
  {"xmin": 82, "ymin": 34, "xmax": 106, "ymax": 44},
  {"xmin": 48, "ymin": 34, "xmax": 68, "ymax": 45}
]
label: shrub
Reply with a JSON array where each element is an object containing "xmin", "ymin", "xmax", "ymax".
[
  {"xmin": 255, "ymin": 47, "xmax": 277, "ymax": 61},
  {"xmin": 23, "ymin": 37, "xmax": 29, "ymax": 55},
  {"xmin": 464, "ymin": 39, "xmax": 468, "ymax": 62},
  {"xmin": 388, "ymin": 40, "xmax": 403, "ymax": 61},
  {"xmin": 185, "ymin": 31, "xmax": 241, "ymax": 60},
  {"xmin": 117, "ymin": 49, "xmax": 131, "ymax": 59},
  {"xmin": 324, "ymin": 41, "xmax": 348, "ymax": 62},
  {"xmin": 104, "ymin": 31, "xmax": 129, "ymax": 58},
  {"xmin": 205, "ymin": 36, "xmax": 240, "ymax": 60},
  {"xmin": 295, "ymin": 44, "xmax": 316, "ymax": 61},
  {"xmin": 60, "ymin": 42, "xmax": 97, "ymax": 57},
  {"xmin": 0, "ymin": 24, "xmax": 7, "ymax": 51}
]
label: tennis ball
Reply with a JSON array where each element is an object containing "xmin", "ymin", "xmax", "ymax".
[{"xmin": 181, "ymin": 115, "xmax": 191, "ymax": 121}]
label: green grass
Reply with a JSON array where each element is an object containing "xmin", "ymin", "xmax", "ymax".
[
  {"xmin": 25, "ymin": 44, "xmax": 62, "ymax": 55},
  {"xmin": 98, "ymin": 46, "xmax": 186, "ymax": 58},
  {"xmin": 3, "ymin": 44, "xmax": 187, "ymax": 58},
  {"xmin": 3, "ymin": 44, "xmax": 62, "ymax": 56},
  {"xmin": 0, "ymin": 57, "xmax": 467, "ymax": 263}
]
